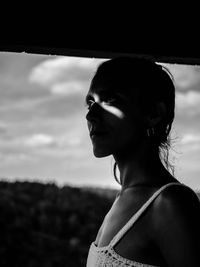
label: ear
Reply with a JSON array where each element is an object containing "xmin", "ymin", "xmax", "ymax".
[{"xmin": 146, "ymin": 102, "xmax": 167, "ymax": 127}]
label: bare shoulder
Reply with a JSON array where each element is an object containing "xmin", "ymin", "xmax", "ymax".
[
  {"xmin": 154, "ymin": 183, "xmax": 200, "ymax": 218},
  {"xmin": 151, "ymin": 183, "xmax": 200, "ymax": 266}
]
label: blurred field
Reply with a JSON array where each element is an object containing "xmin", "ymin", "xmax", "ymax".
[{"xmin": 0, "ymin": 180, "xmax": 199, "ymax": 267}]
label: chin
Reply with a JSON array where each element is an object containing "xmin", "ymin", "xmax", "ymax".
[{"xmin": 93, "ymin": 148, "xmax": 111, "ymax": 158}]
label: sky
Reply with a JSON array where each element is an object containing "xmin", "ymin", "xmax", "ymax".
[{"xmin": 0, "ymin": 52, "xmax": 200, "ymax": 191}]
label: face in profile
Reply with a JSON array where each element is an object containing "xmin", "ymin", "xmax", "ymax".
[
  {"xmin": 85, "ymin": 57, "xmax": 175, "ymax": 164},
  {"xmin": 85, "ymin": 85, "xmax": 146, "ymax": 159}
]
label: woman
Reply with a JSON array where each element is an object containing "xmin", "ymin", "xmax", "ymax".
[{"xmin": 85, "ymin": 57, "xmax": 200, "ymax": 266}]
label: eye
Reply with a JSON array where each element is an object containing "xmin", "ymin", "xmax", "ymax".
[
  {"xmin": 102, "ymin": 97, "xmax": 117, "ymax": 106},
  {"xmin": 85, "ymin": 94, "xmax": 118, "ymax": 110},
  {"xmin": 86, "ymin": 99, "xmax": 95, "ymax": 109}
]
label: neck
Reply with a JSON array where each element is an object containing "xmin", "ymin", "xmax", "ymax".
[{"xmin": 113, "ymin": 144, "xmax": 170, "ymax": 191}]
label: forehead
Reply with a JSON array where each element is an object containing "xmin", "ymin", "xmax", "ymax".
[
  {"xmin": 88, "ymin": 86, "xmax": 113, "ymax": 96},
  {"xmin": 90, "ymin": 75, "xmax": 122, "ymax": 92},
  {"xmin": 89, "ymin": 78, "xmax": 132, "ymax": 95},
  {"xmin": 88, "ymin": 74, "xmax": 142, "ymax": 103},
  {"xmin": 88, "ymin": 82, "xmax": 140, "ymax": 102}
]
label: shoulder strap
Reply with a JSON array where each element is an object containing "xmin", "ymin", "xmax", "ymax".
[{"xmin": 110, "ymin": 182, "xmax": 185, "ymax": 247}]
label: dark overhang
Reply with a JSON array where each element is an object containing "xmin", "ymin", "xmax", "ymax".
[{"xmin": 1, "ymin": 37, "xmax": 200, "ymax": 65}]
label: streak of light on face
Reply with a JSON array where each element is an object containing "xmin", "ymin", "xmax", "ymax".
[{"xmin": 92, "ymin": 93, "xmax": 125, "ymax": 119}]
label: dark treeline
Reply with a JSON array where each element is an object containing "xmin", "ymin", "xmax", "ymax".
[
  {"xmin": 0, "ymin": 180, "xmax": 199, "ymax": 267},
  {"xmin": 0, "ymin": 180, "xmax": 118, "ymax": 267}
]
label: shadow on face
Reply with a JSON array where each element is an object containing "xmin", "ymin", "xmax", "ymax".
[{"xmin": 85, "ymin": 88, "xmax": 146, "ymax": 158}]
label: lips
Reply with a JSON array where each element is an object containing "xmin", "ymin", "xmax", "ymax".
[{"xmin": 90, "ymin": 129, "xmax": 108, "ymax": 137}]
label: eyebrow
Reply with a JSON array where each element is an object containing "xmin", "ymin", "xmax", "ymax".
[{"xmin": 84, "ymin": 91, "xmax": 129, "ymax": 105}]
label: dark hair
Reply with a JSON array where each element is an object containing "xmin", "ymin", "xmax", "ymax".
[{"xmin": 91, "ymin": 57, "xmax": 176, "ymax": 185}]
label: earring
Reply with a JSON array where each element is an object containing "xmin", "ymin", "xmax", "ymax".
[{"xmin": 147, "ymin": 127, "xmax": 155, "ymax": 137}]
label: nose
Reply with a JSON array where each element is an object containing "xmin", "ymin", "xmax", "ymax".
[{"xmin": 86, "ymin": 102, "xmax": 102, "ymax": 123}]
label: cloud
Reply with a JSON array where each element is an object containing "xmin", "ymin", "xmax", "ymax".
[
  {"xmin": 163, "ymin": 63, "xmax": 200, "ymax": 90},
  {"xmin": 56, "ymin": 132, "xmax": 82, "ymax": 147},
  {"xmin": 180, "ymin": 133, "xmax": 200, "ymax": 144},
  {"xmin": 176, "ymin": 91, "xmax": 200, "ymax": 114},
  {"xmin": 51, "ymin": 81, "xmax": 84, "ymax": 95},
  {"xmin": 0, "ymin": 152, "xmax": 34, "ymax": 165},
  {"xmin": 0, "ymin": 122, "xmax": 8, "ymax": 134},
  {"xmin": 29, "ymin": 56, "xmax": 104, "ymax": 95},
  {"xmin": 178, "ymin": 133, "xmax": 200, "ymax": 152},
  {"xmin": 20, "ymin": 123, "xmax": 85, "ymax": 152},
  {"xmin": 24, "ymin": 134, "xmax": 55, "ymax": 147}
]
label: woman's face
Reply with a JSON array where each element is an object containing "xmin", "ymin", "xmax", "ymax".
[{"xmin": 85, "ymin": 84, "xmax": 146, "ymax": 158}]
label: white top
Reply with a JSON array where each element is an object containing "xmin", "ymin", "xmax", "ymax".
[{"xmin": 86, "ymin": 182, "xmax": 187, "ymax": 267}]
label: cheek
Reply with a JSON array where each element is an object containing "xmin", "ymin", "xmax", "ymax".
[{"xmin": 111, "ymin": 115, "xmax": 145, "ymax": 146}]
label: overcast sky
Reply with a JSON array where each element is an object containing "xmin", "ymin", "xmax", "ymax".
[{"xmin": 0, "ymin": 52, "xmax": 200, "ymax": 191}]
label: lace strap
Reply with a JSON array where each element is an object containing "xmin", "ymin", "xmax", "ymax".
[{"xmin": 110, "ymin": 182, "xmax": 184, "ymax": 247}]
